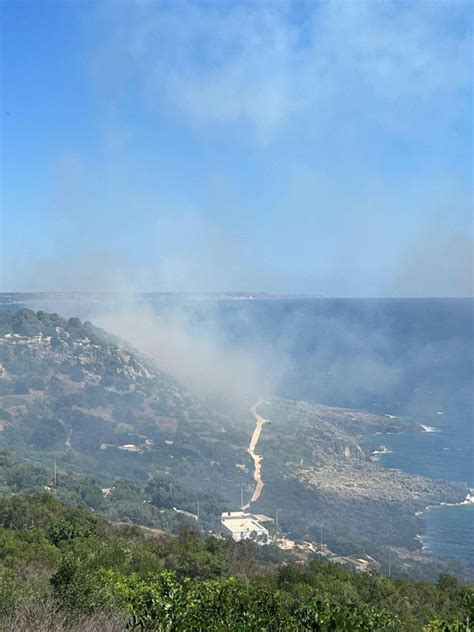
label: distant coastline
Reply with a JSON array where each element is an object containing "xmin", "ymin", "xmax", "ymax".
[
  {"xmin": 1, "ymin": 292, "xmax": 472, "ymax": 303},
  {"xmin": 0, "ymin": 291, "xmax": 325, "ymax": 302}
]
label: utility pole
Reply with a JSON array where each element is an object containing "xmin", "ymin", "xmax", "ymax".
[{"xmin": 275, "ymin": 509, "xmax": 280, "ymax": 530}]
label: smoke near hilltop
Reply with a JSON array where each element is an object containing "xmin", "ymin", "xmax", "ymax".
[{"xmin": 92, "ymin": 297, "xmax": 286, "ymax": 407}]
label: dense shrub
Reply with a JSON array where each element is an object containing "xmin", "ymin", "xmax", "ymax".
[{"xmin": 0, "ymin": 493, "xmax": 471, "ymax": 631}]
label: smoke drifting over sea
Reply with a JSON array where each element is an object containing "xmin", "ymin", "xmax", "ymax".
[
  {"xmin": 7, "ymin": 290, "xmax": 460, "ymax": 420},
  {"xmin": 90, "ymin": 294, "xmax": 471, "ymax": 420}
]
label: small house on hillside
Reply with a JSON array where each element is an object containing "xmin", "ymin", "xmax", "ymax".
[
  {"xmin": 221, "ymin": 511, "xmax": 269, "ymax": 542},
  {"xmin": 329, "ymin": 555, "xmax": 375, "ymax": 573}
]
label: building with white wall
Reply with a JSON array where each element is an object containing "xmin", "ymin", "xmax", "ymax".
[{"xmin": 221, "ymin": 511, "xmax": 269, "ymax": 542}]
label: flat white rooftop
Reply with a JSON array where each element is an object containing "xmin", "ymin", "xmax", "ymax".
[
  {"xmin": 221, "ymin": 511, "xmax": 269, "ymax": 538},
  {"xmin": 222, "ymin": 511, "xmax": 248, "ymax": 518},
  {"xmin": 222, "ymin": 518, "xmax": 268, "ymax": 535}
]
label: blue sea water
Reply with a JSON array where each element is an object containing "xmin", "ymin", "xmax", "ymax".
[
  {"xmin": 371, "ymin": 425, "xmax": 474, "ymax": 564},
  {"xmin": 418, "ymin": 504, "xmax": 474, "ymax": 563},
  {"xmin": 1, "ymin": 295, "xmax": 473, "ymax": 563}
]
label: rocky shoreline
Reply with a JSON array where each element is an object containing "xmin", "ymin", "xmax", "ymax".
[{"xmin": 254, "ymin": 397, "xmax": 467, "ymax": 550}]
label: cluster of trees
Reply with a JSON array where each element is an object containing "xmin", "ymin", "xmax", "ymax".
[
  {"xmin": 0, "ymin": 308, "xmax": 113, "ymax": 345},
  {"xmin": 0, "ymin": 309, "xmax": 118, "ymax": 401},
  {"xmin": 0, "ymin": 492, "xmax": 472, "ymax": 631},
  {"xmin": 0, "ymin": 450, "xmax": 227, "ymax": 532},
  {"xmin": 145, "ymin": 475, "xmax": 229, "ymax": 519}
]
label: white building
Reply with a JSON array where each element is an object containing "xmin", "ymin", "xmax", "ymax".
[{"xmin": 221, "ymin": 511, "xmax": 269, "ymax": 542}]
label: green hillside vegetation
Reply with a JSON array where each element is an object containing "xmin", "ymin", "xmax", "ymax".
[
  {"xmin": 0, "ymin": 493, "xmax": 471, "ymax": 631},
  {"xmin": 0, "ymin": 449, "xmax": 229, "ymax": 534},
  {"xmin": 0, "ymin": 451, "xmax": 471, "ymax": 631},
  {"xmin": 0, "ymin": 448, "xmax": 469, "ymax": 587}
]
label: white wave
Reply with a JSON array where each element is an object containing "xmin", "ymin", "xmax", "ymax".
[
  {"xmin": 372, "ymin": 445, "xmax": 392, "ymax": 455},
  {"xmin": 441, "ymin": 491, "xmax": 474, "ymax": 507},
  {"xmin": 432, "ymin": 492, "xmax": 474, "ymax": 509},
  {"xmin": 415, "ymin": 534, "xmax": 430, "ymax": 551},
  {"xmin": 371, "ymin": 445, "xmax": 393, "ymax": 461},
  {"xmin": 420, "ymin": 424, "xmax": 440, "ymax": 433}
]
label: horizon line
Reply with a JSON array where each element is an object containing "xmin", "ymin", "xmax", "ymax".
[{"xmin": 0, "ymin": 291, "xmax": 472, "ymax": 300}]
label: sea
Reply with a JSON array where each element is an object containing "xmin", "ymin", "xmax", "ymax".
[{"xmin": 1, "ymin": 294, "xmax": 473, "ymax": 564}]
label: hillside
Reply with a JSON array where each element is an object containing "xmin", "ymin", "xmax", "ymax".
[
  {"xmin": 0, "ymin": 309, "xmax": 252, "ymax": 488},
  {"xmin": 0, "ymin": 493, "xmax": 472, "ymax": 631},
  {"xmin": 0, "ymin": 309, "xmax": 469, "ymax": 579}
]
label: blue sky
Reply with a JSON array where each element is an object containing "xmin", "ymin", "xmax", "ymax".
[{"xmin": 1, "ymin": 0, "xmax": 472, "ymax": 296}]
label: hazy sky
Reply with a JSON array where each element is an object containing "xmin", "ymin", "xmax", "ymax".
[{"xmin": 1, "ymin": 0, "xmax": 472, "ymax": 296}]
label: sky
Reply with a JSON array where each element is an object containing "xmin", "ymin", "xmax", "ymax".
[{"xmin": 1, "ymin": 0, "xmax": 472, "ymax": 297}]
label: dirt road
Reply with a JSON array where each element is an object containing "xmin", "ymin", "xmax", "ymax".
[{"xmin": 242, "ymin": 399, "xmax": 270, "ymax": 510}]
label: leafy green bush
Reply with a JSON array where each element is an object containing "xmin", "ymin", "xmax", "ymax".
[
  {"xmin": 106, "ymin": 570, "xmax": 399, "ymax": 631},
  {"xmin": 0, "ymin": 481, "xmax": 471, "ymax": 630}
]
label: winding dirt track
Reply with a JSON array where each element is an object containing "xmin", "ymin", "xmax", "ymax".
[{"xmin": 242, "ymin": 399, "xmax": 270, "ymax": 510}]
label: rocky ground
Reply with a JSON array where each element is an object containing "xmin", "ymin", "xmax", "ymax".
[{"xmin": 252, "ymin": 397, "xmax": 466, "ymax": 549}]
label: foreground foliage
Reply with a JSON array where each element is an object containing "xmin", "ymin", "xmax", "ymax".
[{"xmin": 0, "ymin": 494, "xmax": 472, "ymax": 631}]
